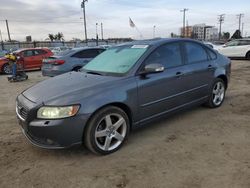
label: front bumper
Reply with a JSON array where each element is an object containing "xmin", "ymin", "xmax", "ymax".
[{"xmin": 16, "ymin": 94, "xmax": 89, "ymax": 149}]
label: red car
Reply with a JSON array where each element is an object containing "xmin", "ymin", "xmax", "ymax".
[{"xmin": 0, "ymin": 48, "xmax": 53, "ymax": 74}]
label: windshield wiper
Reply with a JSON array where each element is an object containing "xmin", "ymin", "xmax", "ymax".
[{"xmin": 86, "ymin": 71, "xmax": 103, "ymax": 76}]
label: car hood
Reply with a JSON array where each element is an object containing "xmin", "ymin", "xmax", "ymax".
[{"xmin": 22, "ymin": 71, "xmax": 121, "ymax": 104}]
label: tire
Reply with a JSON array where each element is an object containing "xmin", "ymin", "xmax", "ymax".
[
  {"xmin": 246, "ymin": 51, "xmax": 250, "ymax": 60},
  {"xmin": 206, "ymin": 78, "xmax": 226, "ymax": 108},
  {"xmin": 2, "ymin": 63, "xmax": 11, "ymax": 74},
  {"xmin": 84, "ymin": 106, "xmax": 130, "ymax": 155}
]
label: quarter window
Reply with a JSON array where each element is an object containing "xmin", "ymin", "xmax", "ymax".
[
  {"xmin": 144, "ymin": 43, "xmax": 182, "ymax": 69},
  {"xmin": 185, "ymin": 42, "xmax": 208, "ymax": 64}
]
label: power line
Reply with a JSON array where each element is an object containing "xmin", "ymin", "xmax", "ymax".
[{"xmin": 218, "ymin": 14, "xmax": 225, "ymax": 40}]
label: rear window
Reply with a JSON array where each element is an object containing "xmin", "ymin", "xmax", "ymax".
[
  {"xmin": 57, "ymin": 49, "xmax": 75, "ymax": 56},
  {"xmin": 72, "ymin": 49, "xmax": 102, "ymax": 58}
]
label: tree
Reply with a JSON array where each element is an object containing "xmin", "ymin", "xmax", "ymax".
[
  {"xmin": 55, "ymin": 32, "xmax": 64, "ymax": 41},
  {"xmin": 231, "ymin": 30, "xmax": 242, "ymax": 39},
  {"xmin": 222, "ymin": 32, "xmax": 230, "ymax": 40},
  {"xmin": 48, "ymin": 34, "xmax": 55, "ymax": 42}
]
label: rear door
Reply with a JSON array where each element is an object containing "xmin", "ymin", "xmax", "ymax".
[
  {"xmin": 33, "ymin": 49, "xmax": 48, "ymax": 68},
  {"xmin": 182, "ymin": 41, "xmax": 216, "ymax": 101}
]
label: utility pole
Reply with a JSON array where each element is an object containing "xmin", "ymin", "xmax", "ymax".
[
  {"xmin": 81, "ymin": 0, "xmax": 88, "ymax": 43},
  {"xmin": 153, "ymin": 25, "xmax": 156, "ymax": 38},
  {"xmin": 237, "ymin": 14, "xmax": 244, "ymax": 33},
  {"xmin": 101, "ymin": 23, "xmax": 104, "ymax": 40},
  {"xmin": 218, "ymin": 14, "xmax": 225, "ymax": 40},
  {"xmin": 96, "ymin": 23, "xmax": 99, "ymax": 46},
  {"xmin": 180, "ymin": 8, "xmax": 188, "ymax": 37},
  {"xmin": 5, "ymin": 20, "xmax": 11, "ymax": 42}
]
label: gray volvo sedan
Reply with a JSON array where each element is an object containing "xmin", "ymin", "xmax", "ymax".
[{"xmin": 16, "ymin": 38, "xmax": 231, "ymax": 155}]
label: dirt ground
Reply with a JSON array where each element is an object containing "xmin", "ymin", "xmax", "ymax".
[{"xmin": 0, "ymin": 60, "xmax": 250, "ymax": 188}]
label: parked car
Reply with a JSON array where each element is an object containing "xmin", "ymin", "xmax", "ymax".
[
  {"xmin": 0, "ymin": 50, "xmax": 8, "ymax": 58},
  {"xmin": 42, "ymin": 47, "xmax": 105, "ymax": 77},
  {"xmin": 0, "ymin": 48, "xmax": 53, "ymax": 74},
  {"xmin": 215, "ymin": 39, "xmax": 250, "ymax": 59},
  {"xmin": 16, "ymin": 38, "xmax": 231, "ymax": 155},
  {"xmin": 203, "ymin": 41, "xmax": 219, "ymax": 49},
  {"xmin": 51, "ymin": 46, "xmax": 71, "ymax": 55}
]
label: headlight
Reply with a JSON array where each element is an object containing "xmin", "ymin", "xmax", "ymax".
[{"xmin": 37, "ymin": 105, "xmax": 80, "ymax": 119}]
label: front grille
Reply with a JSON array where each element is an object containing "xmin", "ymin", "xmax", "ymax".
[{"xmin": 16, "ymin": 101, "xmax": 29, "ymax": 120}]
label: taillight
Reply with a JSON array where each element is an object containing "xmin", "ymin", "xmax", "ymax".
[{"xmin": 52, "ymin": 60, "xmax": 65, "ymax": 65}]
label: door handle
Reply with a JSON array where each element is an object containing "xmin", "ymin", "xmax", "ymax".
[
  {"xmin": 175, "ymin": 72, "xmax": 184, "ymax": 77},
  {"xmin": 207, "ymin": 65, "xmax": 214, "ymax": 70}
]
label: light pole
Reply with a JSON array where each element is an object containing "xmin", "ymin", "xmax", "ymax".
[
  {"xmin": 81, "ymin": 0, "xmax": 88, "ymax": 43},
  {"xmin": 101, "ymin": 23, "xmax": 104, "ymax": 40},
  {"xmin": 96, "ymin": 23, "xmax": 99, "ymax": 46},
  {"xmin": 153, "ymin": 25, "xmax": 156, "ymax": 38}
]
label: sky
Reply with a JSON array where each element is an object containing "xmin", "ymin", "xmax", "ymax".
[{"xmin": 0, "ymin": 0, "xmax": 249, "ymax": 41}]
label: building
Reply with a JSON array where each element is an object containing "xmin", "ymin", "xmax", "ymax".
[
  {"xmin": 180, "ymin": 26, "xmax": 193, "ymax": 38},
  {"xmin": 192, "ymin": 24, "xmax": 218, "ymax": 41},
  {"xmin": 205, "ymin": 27, "xmax": 219, "ymax": 41},
  {"xmin": 192, "ymin": 24, "xmax": 206, "ymax": 40}
]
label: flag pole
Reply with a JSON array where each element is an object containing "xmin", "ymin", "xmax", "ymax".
[{"xmin": 129, "ymin": 17, "xmax": 143, "ymax": 39}]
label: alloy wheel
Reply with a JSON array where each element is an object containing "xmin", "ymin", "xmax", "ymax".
[
  {"xmin": 212, "ymin": 81, "xmax": 225, "ymax": 106},
  {"xmin": 94, "ymin": 113, "xmax": 127, "ymax": 151},
  {"xmin": 3, "ymin": 64, "xmax": 11, "ymax": 74}
]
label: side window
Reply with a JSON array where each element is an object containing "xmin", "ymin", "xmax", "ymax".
[
  {"xmin": 73, "ymin": 49, "xmax": 100, "ymax": 58},
  {"xmin": 226, "ymin": 41, "xmax": 239, "ymax": 46},
  {"xmin": 144, "ymin": 43, "xmax": 183, "ymax": 69},
  {"xmin": 206, "ymin": 49, "xmax": 217, "ymax": 60},
  {"xmin": 98, "ymin": 49, "xmax": 106, "ymax": 54},
  {"xmin": 185, "ymin": 42, "xmax": 208, "ymax": 64},
  {"xmin": 34, "ymin": 49, "xmax": 47, "ymax": 55},
  {"xmin": 238, "ymin": 40, "xmax": 250, "ymax": 46},
  {"xmin": 23, "ymin": 50, "xmax": 34, "ymax": 57}
]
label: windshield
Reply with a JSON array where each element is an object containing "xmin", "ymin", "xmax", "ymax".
[{"xmin": 82, "ymin": 45, "xmax": 148, "ymax": 75}]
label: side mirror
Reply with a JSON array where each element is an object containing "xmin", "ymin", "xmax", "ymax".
[{"xmin": 140, "ymin": 63, "xmax": 165, "ymax": 75}]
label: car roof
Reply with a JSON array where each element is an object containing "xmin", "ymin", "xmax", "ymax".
[
  {"xmin": 71, "ymin": 46, "xmax": 105, "ymax": 52},
  {"xmin": 117, "ymin": 38, "xmax": 203, "ymax": 47},
  {"xmin": 15, "ymin": 48, "xmax": 49, "ymax": 53}
]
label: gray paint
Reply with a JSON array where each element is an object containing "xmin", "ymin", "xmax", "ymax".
[{"xmin": 16, "ymin": 38, "xmax": 231, "ymax": 148}]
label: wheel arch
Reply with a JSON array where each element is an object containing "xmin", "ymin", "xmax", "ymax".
[
  {"xmin": 82, "ymin": 102, "xmax": 133, "ymax": 138},
  {"xmin": 217, "ymin": 74, "xmax": 228, "ymax": 89},
  {"xmin": 246, "ymin": 50, "xmax": 250, "ymax": 59}
]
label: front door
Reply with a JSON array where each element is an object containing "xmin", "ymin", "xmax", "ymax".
[{"xmin": 136, "ymin": 42, "xmax": 190, "ymax": 122}]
